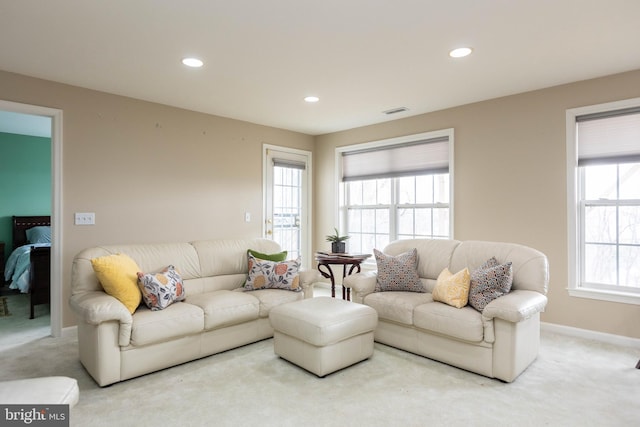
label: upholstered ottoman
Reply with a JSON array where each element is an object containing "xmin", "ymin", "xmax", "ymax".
[
  {"xmin": 269, "ymin": 296, "xmax": 378, "ymax": 376},
  {"xmin": 0, "ymin": 376, "xmax": 79, "ymax": 406}
]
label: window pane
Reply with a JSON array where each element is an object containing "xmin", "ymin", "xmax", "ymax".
[
  {"xmin": 433, "ymin": 208, "xmax": 449, "ymax": 237},
  {"xmin": 377, "ymin": 179, "xmax": 391, "ymax": 204},
  {"xmin": 348, "ymin": 181, "xmax": 363, "ymax": 205},
  {"xmin": 619, "ymin": 163, "xmax": 640, "ymax": 200},
  {"xmin": 348, "ymin": 237, "xmax": 362, "ymax": 254},
  {"xmin": 584, "ymin": 206, "xmax": 616, "ymax": 243},
  {"xmin": 376, "ymin": 234, "xmax": 390, "ymax": 250},
  {"xmin": 361, "ymin": 209, "xmax": 375, "ymax": 231},
  {"xmin": 584, "ymin": 244, "xmax": 617, "ymax": 285},
  {"xmin": 347, "ymin": 209, "xmax": 361, "ymax": 232},
  {"xmin": 398, "ymin": 176, "xmax": 415, "ymax": 204},
  {"xmin": 362, "ymin": 233, "xmax": 376, "ymax": 254},
  {"xmin": 415, "ymin": 208, "xmax": 431, "ymax": 236},
  {"xmin": 416, "ymin": 175, "xmax": 433, "ymax": 204},
  {"xmin": 619, "ymin": 245, "xmax": 640, "ymax": 287},
  {"xmin": 434, "ymin": 174, "xmax": 450, "ymax": 203},
  {"xmin": 362, "ymin": 180, "xmax": 377, "ymax": 205},
  {"xmin": 619, "ymin": 206, "xmax": 640, "ymax": 244},
  {"xmin": 398, "ymin": 208, "xmax": 414, "ymax": 235},
  {"xmin": 376, "ymin": 208, "xmax": 389, "ymax": 234},
  {"xmin": 584, "ymin": 165, "xmax": 617, "ymax": 200}
]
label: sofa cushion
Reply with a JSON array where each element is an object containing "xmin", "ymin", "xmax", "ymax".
[
  {"xmin": 237, "ymin": 288, "xmax": 303, "ymax": 317},
  {"xmin": 432, "ymin": 267, "xmax": 470, "ymax": 308},
  {"xmin": 244, "ymin": 254, "xmax": 301, "ymax": 292},
  {"xmin": 364, "ymin": 291, "xmax": 432, "ymax": 325},
  {"xmin": 469, "ymin": 257, "xmax": 513, "ymax": 312},
  {"xmin": 91, "ymin": 253, "xmax": 142, "ymax": 314},
  {"xmin": 137, "ymin": 265, "xmax": 186, "ymax": 311},
  {"xmin": 187, "ymin": 290, "xmax": 260, "ymax": 330},
  {"xmin": 413, "ymin": 302, "xmax": 484, "ymax": 342},
  {"xmin": 374, "ymin": 248, "xmax": 424, "ymax": 293},
  {"xmin": 129, "ymin": 302, "xmax": 204, "ymax": 347}
]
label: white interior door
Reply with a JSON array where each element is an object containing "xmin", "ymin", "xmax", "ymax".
[{"xmin": 264, "ymin": 145, "xmax": 312, "ymax": 267}]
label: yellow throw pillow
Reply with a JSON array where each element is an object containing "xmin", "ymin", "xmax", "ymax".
[
  {"xmin": 91, "ymin": 253, "xmax": 142, "ymax": 314},
  {"xmin": 432, "ymin": 267, "xmax": 471, "ymax": 308}
]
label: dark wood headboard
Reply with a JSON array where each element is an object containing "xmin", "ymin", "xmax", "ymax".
[{"xmin": 12, "ymin": 215, "xmax": 51, "ymax": 250}]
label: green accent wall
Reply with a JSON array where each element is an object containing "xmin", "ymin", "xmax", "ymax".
[{"xmin": 0, "ymin": 132, "xmax": 51, "ymax": 266}]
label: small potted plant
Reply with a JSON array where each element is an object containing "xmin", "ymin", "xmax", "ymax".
[{"xmin": 326, "ymin": 227, "xmax": 350, "ymax": 254}]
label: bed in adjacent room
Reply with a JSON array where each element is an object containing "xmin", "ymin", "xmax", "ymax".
[{"xmin": 3, "ymin": 216, "xmax": 51, "ymax": 318}]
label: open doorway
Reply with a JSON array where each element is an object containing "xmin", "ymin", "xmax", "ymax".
[{"xmin": 0, "ymin": 100, "xmax": 63, "ymax": 341}]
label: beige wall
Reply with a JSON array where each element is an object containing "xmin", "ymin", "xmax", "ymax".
[
  {"xmin": 315, "ymin": 69, "xmax": 640, "ymax": 339},
  {"xmin": 0, "ymin": 70, "xmax": 314, "ymax": 327},
  {"xmin": 2, "ymin": 67, "xmax": 639, "ymax": 339}
]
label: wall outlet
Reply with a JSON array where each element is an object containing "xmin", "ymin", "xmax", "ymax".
[{"xmin": 75, "ymin": 212, "xmax": 95, "ymax": 225}]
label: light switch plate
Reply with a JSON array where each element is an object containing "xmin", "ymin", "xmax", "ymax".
[{"xmin": 75, "ymin": 212, "xmax": 95, "ymax": 225}]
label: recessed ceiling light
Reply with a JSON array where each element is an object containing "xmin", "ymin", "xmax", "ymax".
[
  {"xmin": 304, "ymin": 96, "xmax": 319, "ymax": 103},
  {"xmin": 449, "ymin": 47, "xmax": 473, "ymax": 58},
  {"xmin": 182, "ymin": 57, "xmax": 204, "ymax": 68}
]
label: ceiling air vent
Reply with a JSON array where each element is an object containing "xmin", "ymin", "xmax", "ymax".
[{"xmin": 383, "ymin": 107, "xmax": 409, "ymax": 115}]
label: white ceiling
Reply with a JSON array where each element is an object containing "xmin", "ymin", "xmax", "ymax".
[{"xmin": 1, "ymin": 0, "xmax": 639, "ymax": 136}]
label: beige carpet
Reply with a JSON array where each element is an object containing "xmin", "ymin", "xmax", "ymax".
[{"xmin": 0, "ymin": 286, "xmax": 638, "ymax": 426}]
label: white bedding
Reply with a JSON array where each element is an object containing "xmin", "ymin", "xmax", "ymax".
[{"xmin": 4, "ymin": 243, "xmax": 51, "ymax": 293}]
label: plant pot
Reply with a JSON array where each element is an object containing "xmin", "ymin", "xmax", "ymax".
[{"xmin": 331, "ymin": 242, "xmax": 346, "ymax": 254}]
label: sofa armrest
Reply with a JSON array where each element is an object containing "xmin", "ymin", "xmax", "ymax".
[
  {"xmin": 299, "ymin": 268, "xmax": 321, "ymax": 299},
  {"xmin": 482, "ymin": 290, "xmax": 548, "ymax": 323},
  {"xmin": 343, "ymin": 271, "xmax": 377, "ymax": 303},
  {"xmin": 69, "ymin": 291, "xmax": 133, "ymax": 346}
]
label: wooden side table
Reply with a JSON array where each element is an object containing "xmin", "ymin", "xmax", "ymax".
[{"xmin": 315, "ymin": 253, "xmax": 371, "ymax": 300}]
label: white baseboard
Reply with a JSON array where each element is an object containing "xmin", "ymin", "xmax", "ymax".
[{"xmin": 542, "ymin": 322, "xmax": 640, "ymax": 349}]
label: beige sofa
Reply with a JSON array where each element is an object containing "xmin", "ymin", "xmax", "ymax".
[
  {"xmin": 70, "ymin": 238, "xmax": 316, "ymax": 386},
  {"xmin": 343, "ymin": 239, "xmax": 549, "ymax": 382}
]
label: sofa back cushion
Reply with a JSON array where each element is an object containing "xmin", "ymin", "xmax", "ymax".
[
  {"xmin": 72, "ymin": 243, "xmax": 200, "ymax": 295},
  {"xmin": 71, "ymin": 238, "xmax": 282, "ymax": 297},
  {"xmin": 383, "ymin": 239, "xmax": 461, "ymax": 282},
  {"xmin": 449, "ymin": 241, "xmax": 549, "ymax": 295}
]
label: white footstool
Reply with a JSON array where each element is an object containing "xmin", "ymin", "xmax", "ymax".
[
  {"xmin": 269, "ymin": 296, "xmax": 378, "ymax": 377},
  {"xmin": 0, "ymin": 376, "xmax": 79, "ymax": 406}
]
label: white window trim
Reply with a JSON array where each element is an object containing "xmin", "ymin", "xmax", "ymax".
[
  {"xmin": 566, "ymin": 97, "xmax": 640, "ymax": 306},
  {"xmin": 335, "ymin": 129, "xmax": 455, "ymax": 241}
]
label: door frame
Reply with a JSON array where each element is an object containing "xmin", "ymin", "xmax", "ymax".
[
  {"xmin": 0, "ymin": 100, "xmax": 63, "ymax": 338},
  {"xmin": 262, "ymin": 144, "xmax": 312, "ymax": 267}
]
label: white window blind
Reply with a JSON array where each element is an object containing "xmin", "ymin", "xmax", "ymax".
[
  {"xmin": 577, "ymin": 107, "xmax": 640, "ymax": 166},
  {"xmin": 273, "ymin": 158, "xmax": 306, "ymax": 170},
  {"xmin": 341, "ymin": 136, "xmax": 449, "ymax": 182}
]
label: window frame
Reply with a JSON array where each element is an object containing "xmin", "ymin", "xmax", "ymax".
[
  {"xmin": 566, "ymin": 98, "xmax": 640, "ymax": 306},
  {"xmin": 335, "ymin": 129, "xmax": 454, "ymax": 257}
]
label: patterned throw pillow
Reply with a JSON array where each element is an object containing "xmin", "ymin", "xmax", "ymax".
[
  {"xmin": 432, "ymin": 267, "xmax": 471, "ymax": 308},
  {"xmin": 244, "ymin": 254, "xmax": 301, "ymax": 292},
  {"xmin": 137, "ymin": 265, "xmax": 186, "ymax": 311},
  {"xmin": 374, "ymin": 248, "xmax": 424, "ymax": 292},
  {"xmin": 468, "ymin": 257, "xmax": 513, "ymax": 312}
]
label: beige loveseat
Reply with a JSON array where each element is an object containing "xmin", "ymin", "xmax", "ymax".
[
  {"xmin": 343, "ymin": 239, "xmax": 549, "ymax": 382},
  {"xmin": 70, "ymin": 238, "xmax": 316, "ymax": 386}
]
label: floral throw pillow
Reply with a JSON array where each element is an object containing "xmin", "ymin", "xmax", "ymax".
[
  {"xmin": 468, "ymin": 257, "xmax": 513, "ymax": 312},
  {"xmin": 137, "ymin": 265, "xmax": 186, "ymax": 311},
  {"xmin": 374, "ymin": 248, "xmax": 424, "ymax": 293},
  {"xmin": 432, "ymin": 267, "xmax": 471, "ymax": 308},
  {"xmin": 244, "ymin": 254, "xmax": 301, "ymax": 292}
]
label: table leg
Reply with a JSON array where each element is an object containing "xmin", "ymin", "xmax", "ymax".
[{"xmin": 317, "ymin": 263, "xmax": 336, "ymax": 298}]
